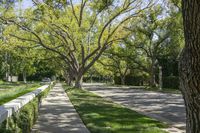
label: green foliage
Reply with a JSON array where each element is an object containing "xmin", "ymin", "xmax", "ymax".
[
  {"xmin": 18, "ymin": 98, "xmax": 38, "ymax": 133},
  {"xmin": 125, "ymin": 75, "xmax": 145, "ymax": 86},
  {"xmin": 92, "ymin": 0, "xmax": 114, "ymax": 11},
  {"xmin": 0, "ymin": 0, "xmax": 151, "ymax": 87},
  {"xmin": 159, "ymin": 58, "xmax": 178, "ymax": 74},
  {"xmin": 27, "ymin": 60, "xmax": 58, "ymax": 81},
  {"xmin": 163, "ymin": 76, "xmax": 179, "ymax": 89},
  {"xmin": 114, "ymin": 75, "xmax": 146, "ymax": 86},
  {"xmin": 64, "ymin": 85, "xmax": 168, "ymax": 133},
  {"xmin": 0, "ymin": 0, "xmax": 183, "ymax": 88},
  {"xmin": 0, "ymin": 98, "xmax": 38, "ymax": 133},
  {"xmin": 114, "ymin": 76, "xmax": 122, "ymax": 85},
  {"xmin": 110, "ymin": 3, "xmax": 183, "ymax": 87},
  {"xmin": 0, "ymin": 83, "xmax": 40, "ymax": 105},
  {"xmin": 0, "ymin": 83, "xmax": 54, "ymax": 133}
]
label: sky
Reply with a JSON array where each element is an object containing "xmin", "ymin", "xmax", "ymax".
[
  {"xmin": 21, "ymin": 0, "xmax": 80, "ymax": 9},
  {"xmin": 21, "ymin": 0, "xmax": 34, "ymax": 9},
  {"xmin": 20, "ymin": 0, "xmax": 167, "ymax": 13}
]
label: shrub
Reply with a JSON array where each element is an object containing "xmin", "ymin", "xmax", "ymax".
[
  {"xmin": 125, "ymin": 75, "xmax": 144, "ymax": 86},
  {"xmin": 114, "ymin": 76, "xmax": 121, "ymax": 85},
  {"xmin": 114, "ymin": 76, "xmax": 146, "ymax": 86},
  {"xmin": 163, "ymin": 76, "xmax": 179, "ymax": 89},
  {"xmin": 0, "ymin": 83, "xmax": 53, "ymax": 133}
]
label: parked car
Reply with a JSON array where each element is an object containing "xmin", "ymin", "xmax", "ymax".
[{"xmin": 40, "ymin": 78, "xmax": 51, "ymax": 85}]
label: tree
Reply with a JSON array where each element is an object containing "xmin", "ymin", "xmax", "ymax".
[
  {"xmin": 126, "ymin": 6, "xmax": 170, "ymax": 87},
  {"xmin": 180, "ymin": 0, "xmax": 200, "ymax": 132},
  {"xmin": 0, "ymin": 0, "xmax": 153, "ymax": 88},
  {"xmin": 0, "ymin": 39, "xmax": 40, "ymax": 82},
  {"xmin": 99, "ymin": 52, "xmax": 129, "ymax": 85},
  {"xmin": 164, "ymin": 0, "xmax": 183, "ymax": 59}
]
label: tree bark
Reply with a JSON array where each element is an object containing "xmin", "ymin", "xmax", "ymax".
[
  {"xmin": 23, "ymin": 71, "xmax": 27, "ymax": 84},
  {"xmin": 74, "ymin": 75, "xmax": 83, "ymax": 89},
  {"xmin": 5, "ymin": 72, "xmax": 9, "ymax": 82},
  {"xmin": 120, "ymin": 76, "xmax": 125, "ymax": 85},
  {"xmin": 63, "ymin": 70, "xmax": 73, "ymax": 86},
  {"xmin": 64, "ymin": 75, "xmax": 72, "ymax": 86},
  {"xmin": 158, "ymin": 66, "xmax": 162, "ymax": 90},
  {"xmin": 90, "ymin": 74, "xmax": 93, "ymax": 83},
  {"xmin": 180, "ymin": 1, "xmax": 200, "ymax": 132},
  {"xmin": 68, "ymin": 75, "xmax": 73, "ymax": 86},
  {"xmin": 150, "ymin": 58, "xmax": 157, "ymax": 87},
  {"xmin": 10, "ymin": 73, "xmax": 13, "ymax": 83}
]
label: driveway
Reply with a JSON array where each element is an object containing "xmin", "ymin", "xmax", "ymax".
[{"xmin": 83, "ymin": 83, "xmax": 186, "ymax": 132}]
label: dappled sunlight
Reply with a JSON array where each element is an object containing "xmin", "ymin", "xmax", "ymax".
[
  {"xmin": 32, "ymin": 84, "xmax": 89, "ymax": 133},
  {"xmin": 84, "ymin": 83, "xmax": 186, "ymax": 132},
  {"xmin": 66, "ymin": 86, "xmax": 169, "ymax": 133}
]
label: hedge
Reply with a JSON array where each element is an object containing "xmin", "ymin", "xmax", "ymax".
[
  {"xmin": 114, "ymin": 76, "xmax": 145, "ymax": 86},
  {"xmin": 163, "ymin": 76, "xmax": 179, "ymax": 89},
  {"xmin": 0, "ymin": 82, "xmax": 54, "ymax": 133}
]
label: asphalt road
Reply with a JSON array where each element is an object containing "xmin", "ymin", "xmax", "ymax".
[{"xmin": 84, "ymin": 83, "xmax": 186, "ymax": 132}]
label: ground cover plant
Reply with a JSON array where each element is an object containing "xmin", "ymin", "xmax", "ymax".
[
  {"xmin": 64, "ymin": 85, "xmax": 168, "ymax": 133},
  {"xmin": 0, "ymin": 82, "xmax": 54, "ymax": 133},
  {"xmin": 0, "ymin": 81, "xmax": 40, "ymax": 105}
]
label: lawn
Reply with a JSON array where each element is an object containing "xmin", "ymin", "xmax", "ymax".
[
  {"xmin": 64, "ymin": 85, "xmax": 168, "ymax": 133},
  {"xmin": 0, "ymin": 81, "xmax": 40, "ymax": 105}
]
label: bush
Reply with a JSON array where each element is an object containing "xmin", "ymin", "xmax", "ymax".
[
  {"xmin": 125, "ymin": 75, "xmax": 144, "ymax": 86},
  {"xmin": 114, "ymin": 76, "xmax": 146, "ymax": 86},
  {"xmin": 163, "ymin": 76, "xmax": 179, "ymax": 89},
  {"xmin": 114, "ymin": 76, "xmax": 121, "ymax": 85},
  {"xmin": 0, "ymin": 83, "xmax": 53, "ymax": 133}
]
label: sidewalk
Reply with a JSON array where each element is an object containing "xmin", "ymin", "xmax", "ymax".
[{"xmin": 32, "ymin": 83, "xmax": 90, "ymax": 133}]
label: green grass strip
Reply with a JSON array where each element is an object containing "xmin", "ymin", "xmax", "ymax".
[
  {"xmin": 0, "ymin": 82, "xmax": 54, "ymax": 133},
  {"xmin": 64, "ymin": 85, "xmax": 168, "ymax": 133},
  {"xmin": 0, "ymin": 84, "xmax": 40, "ymax": 105}
]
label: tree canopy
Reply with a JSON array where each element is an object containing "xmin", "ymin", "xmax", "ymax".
[{"xmin": 0, "ymin": 0, "xmax": 183, "ymax": 89}]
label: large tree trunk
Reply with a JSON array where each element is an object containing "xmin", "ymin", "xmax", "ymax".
[
  {"xmin": 180, "ymin": 1, "xmax": 200, "ymax": 132},
  {"xmin": 68, "ymin": 76, "xmax": 73, "ymax": 86},
  {"xmin": 90, "ymin": 74, "xmax": 93, "ymax": 83},
  {"xmin": 5, "ymin": 71, "xmax": 9, "ymax": 82},
  {"xmin": 120, "ymin": 76, "xmax": 125, "ymax": 85},
  {"xmin": 23, "ymin": 71, "xmax": 27, "ymax": 84},
  {"xmin": 10, "ymin": 73, "xmax": 13, "ymax": 83},
  {"xmin": 64, "ymin": 75, "xmax": 71, "ymax": 86},
  {"xmin": 68, "ymin": 69, "xmax": 74, "ymax": 86},
  {"xmin": 158, "ymin": 66, "xmax": 162, "ymax": 90},
  {"xmin": 150, "ymin": 58, "xmax": 157, "ymax": 87},
  {"xmin": 74, "ymin": 75, "xmax": 83, "ymax": 89},
  {"xmin": 63, "ymin": 70, "xmax": 73, "ymax": 86}
]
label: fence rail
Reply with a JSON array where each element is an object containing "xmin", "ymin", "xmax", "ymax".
[{"xmin": 0, "ymin": 83, "xmax": 52, "ymax": 123}]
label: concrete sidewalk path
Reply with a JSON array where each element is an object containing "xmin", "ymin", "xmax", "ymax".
[
  {"xmin": 32, "ymin": 83, "xmax": 90, "ymax": 133},
  {"xmin": 84, "ymin": 83, "xmax": 185, "ymax": 133}
]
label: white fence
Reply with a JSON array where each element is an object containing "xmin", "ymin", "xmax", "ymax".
[{"xmin": 0, "ymin": 83, "xmax": 52, "ymax": 123}]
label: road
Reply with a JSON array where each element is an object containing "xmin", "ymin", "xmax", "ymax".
[{"xmin": 84, "ymin": 83, "xmax": 186, "ymax": 132}]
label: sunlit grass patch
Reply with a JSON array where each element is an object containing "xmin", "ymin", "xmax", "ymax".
[
  {"xmin": 0, "ymin": 82, "xmax": 40, "ymax": 105},
  {"xmin": 64, "ymin": 85, "xmax": 168, "ymax": 133}
]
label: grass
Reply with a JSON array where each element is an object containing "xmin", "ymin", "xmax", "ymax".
[
  {"xmin": 64, "ymin": 85, "xmax": 169, "ymax": 133},
  {"xmin": 0, "ymin": 82, "xmax": 54, "ymax": 133},
  {"xmin": 0, "ymin": 82, "xmax": 40, "ymax": 105}
]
